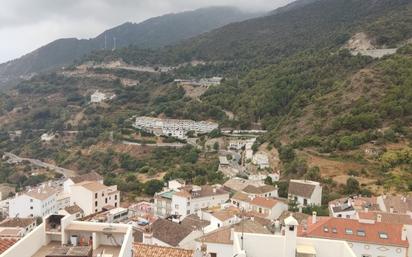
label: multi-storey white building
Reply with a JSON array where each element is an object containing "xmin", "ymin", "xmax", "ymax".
[
  {"xmin": 133, "ymin": 116, "xmax": 219, "ymax": 139},
  {"xmin": 300, "ymin": 213, "xmax": 409, "ymax": 257},
  {"xmin": 288, "ymin": 179, "xmax": 322, "ymax": 206},
  {"xmin": 9, "ymin": 185, "xmax": 58, "ymax": 218},
  {"xmin": 171, "ymin": 185, "xmax": 229, "ymax": 218},
  {"xmin": 70, "ymin": 181, "xmax": 120, "ymax": 216}
]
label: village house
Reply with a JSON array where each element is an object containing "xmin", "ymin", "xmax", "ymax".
[
  {"xmin": 199, "ymin": 206, "xmax": 241, "ymax": 232},
  {"xmin": 241, "ymin": 184, "xmax": 278, "ymax": 198},
  {"xmin": 171, "ymin": 185, "xmax": 230, "ymax": 218},
  {"xmin": 154, "ymin": 190, "xmax": 175, "ymax": 218},
  {"xmin": 70, "ymin": 181, "xmax": 120, "ymax": 216},
  {"xmin": 288, "ymin": 179, "xmax": 322, "ymax": 206},
  {"xmin": 9, "ymin": 185, "xmax": 58, "ymax": 218},
  {"xmin": 0, "ymin": 218, "xmax": 36, "ymax": 239},
  {"xmin": 223, "ymin": 177, "xmax": 264, "ymax": 193},
  {"xmin": 299, "ymin": 212, "xmax": 409, "ymax": 257},
  {"xmin": 329, "ymin": 196, "xmax": 379, "ymax": 219},
  {"xmin": 195, "ymin": 219, "xmax": 271, "ymax": 257},
  {"xmin": 63, "ymin": 171, "xmax": 103, "ymax": 194},
  {"xmin": 40, "ymin": 132, "xmax": 56, "ymax": 142},
  {"xmin": 376, "ymin": 194, "xmax": 412, "ymax": 215},
  {"xmin": 58, "ymin": 204, "xmax": 84, "ymax": 220},
  {"xmin": 142, "ymin": 218, "xmax": 205, "ymax": 249}
]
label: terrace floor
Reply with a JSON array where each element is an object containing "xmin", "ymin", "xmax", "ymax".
[{"xmin": 32, "ymin": 242, "xmax": 120, "ymax": 257}]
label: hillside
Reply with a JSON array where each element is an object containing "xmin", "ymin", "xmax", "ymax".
[
  {"xmin": 1, "ymin": 0, "xmax": 412, "ymax": 198},
  {"xmin": 0, "ymin": 6, "xmax": 259, "ymax": 87}
]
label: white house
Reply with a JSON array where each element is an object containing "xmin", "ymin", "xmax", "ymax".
[
  {"xmin": 241, "ymin": 184, "xmax": 278, "ymax": 198},
  {"xmin": 329, "ymin": 198, "xmax": 357, "ymax": 219},
  {"xmin": 171, "ymin": 185, "xmax": 229, "ymax": 218},
  {"xmin": 63, "ymin": 172, "xmax": 103, "ymax": 194},
  {"xmin": 288, "ymin": 179, "xmax": 322, "ymax": 206},
  {"xmin": 300, "ymin": 213, "xmax": 409, "ymax": 257},
  {"xmin": 196, "ymin": 215, "xmax": 357, "ymax": 257},
  {"xmin": 40, "ymin": 133, "xmax": 56, "ymax": 142},
  {"xmin": 9, "ymin": 185, "xmax": 58, "ymax": 218},
  {"xmin": 0, "ymin": 218, "xmax": 36, "ymax": 238},
  {"xmin": 70, "ymin": 181, "xmax": 120, "ymax": 216},
  {"xmin": 199, "ymin": 206, "xmax": 241, "ymax": 232},
  {"xmin": 168, "ymin": 179, "xmax": 186, "ymax": 191}
]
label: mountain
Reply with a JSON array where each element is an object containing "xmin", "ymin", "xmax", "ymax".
[{"xmin": 0, "ymin": 6, "xmax": 260, "ymax": 86}]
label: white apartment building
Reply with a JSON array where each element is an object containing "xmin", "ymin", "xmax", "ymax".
[
  {"xmin": 300, "ymin": 213, "xmax": 409, "ymax": 257},
  {"xmin": 63, "ymin": 171, "xmax": 103, "ymax": 194},
  {"xmin": 288, "ymin": 179, "xmax": 322, "ymax": 206},
  {"xmin": 133, "ymin": 116, "xmax": 219, "ymax": 139},
  {"xmin": 9, "ymin": 185, "xmax": 58, "ymax": 218},
  {"xmin": 196, "ymin": 215, "xmax": 357, "ymax": 257},
  {"xmin": 171, "ymin": 185, "xmax": 229, "ymax": 218},
  {"xmin": 230, "ymin": 193, "xmax": 287, "ymax": 220},
  {"xmin": 70, "ymin": 181, "xmax": 120, "ymax": 216}
]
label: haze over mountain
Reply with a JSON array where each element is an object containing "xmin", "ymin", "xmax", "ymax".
[{"xmin": 0, "ymin": 6, "xmax": 261, "ymax": 86}]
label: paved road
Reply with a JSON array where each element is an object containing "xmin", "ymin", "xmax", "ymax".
[
  {"xmin": 121, "ymin": 141, "xmax": 186, "ymax": 148},
  {"xmin": 4, "ymin": 152, "xmax": 77, "ymax": 178}
]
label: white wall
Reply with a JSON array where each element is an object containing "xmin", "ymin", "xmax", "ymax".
[
  {"xmin": 347, "ymin": 241, "xmax": 407, "ymax": 257},
  {"xmin": 9, "ymin": 194, "xmax": 57, "ymax": 218},
  {"xmin": 196, "ymin": 241, "xmax": 233, "ymax": 257}
]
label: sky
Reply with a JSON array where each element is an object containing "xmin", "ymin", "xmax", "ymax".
[{"xmin": 0, "ymin": 0, "xmax": 294, "ymax": 64}]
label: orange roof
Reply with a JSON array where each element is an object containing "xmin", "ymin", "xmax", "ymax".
[
  {"xmin": 358, "ymin": 211, "xmax": 412, "ymax": 225},
  {"xmin": 299, "ymin": 217, "xmax": 408, "ymax": 248},
  {"xmin": 76, "ymin": 181, "xmax": 107, "ymax": 192},
  {"xmin": 133, "ymin": 243, "xmax": 193, "ymax": 257},
  {"xmin": 250, "ymin": 197, "xmax": 278, "ymax": 208},
  {"xmin": 211, "ymin": 207, "xmax": 240, "ymax": 221},
  {"xmin": 0, "ymin": 239, "xmax": 17, "ymax": 254}
]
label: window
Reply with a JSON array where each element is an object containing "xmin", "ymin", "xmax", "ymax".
[
  {"xmin": 357, "ymin": 230, "xmax": 366, "ymax": 237},
  {"xmin": 115, "ymin": 202, "xmax": 117, "ymax": 207},
  {"xmin": 345, "ymin": 229, "xmax": 353, "ymax": 235},
  {"xmin": 210, "ymin": 253, "xmax": 217, "ymax": 257},
  {"xmin": 323, "ymin": 226, "xmax": 329, "ymax": 232},
  {"xmin": 303, "ymin": 199, "xmax": 308, "ymax": 206},
  {"xmin": 332, "ymin": 227, "xmax": 337, "ymax": 233},
  {"xmin": 115, "ymin": 195, "xmax": 118, "ymax": 200},
  {"xmin": 30, "ymin": 199, "xmax": 33, "ymax": 202},
  {"xmin": 95, "ymin": 201, "xmax": 98, "ymax": 207},
  {"xmin": 95, "ymin": 193, "xmax": 98, "ymax": 198},
  {"xmin": 95, "ymin": 209, "xmax": 98, "ymax": 213},
  {"xmin": 30, "ymin": 206, "xmax": 33, "ymax": 210},
  {"xmin": 102, "ymin": 192, "xmax": 104, "ymax": 197},
  {"xmin": 378, "ymin": 232, "xmax": 388, "ymax": 239},
  {"xmin": 105, "ymin": 198, "xmax": 108, "ymax": 204}
]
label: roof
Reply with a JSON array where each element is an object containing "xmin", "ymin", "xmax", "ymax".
[
  {"xmin": 151, "ymin": 219, "xmax": 194, "ymax": 247},
  {"xmin": 0, "ymin": 218, "xmax": 35, "ymax": 228},
  {"xmin": 299, "ymin": 217, "xmax": 409, "ymax": 248},
  {"xmin": 76, "ymin": 181, "xmax": 108, "ymax": 192},
  {"xmin": 181, "ymin": 214, "xmax": 210, "ymax": 229},
  {"xmin": 24, "ymin": 186, "xmax": 58, "ymax": 200},
  {"xmin": 64, "ymin": 204, "xmax": 84, "ymax": 215},
  {"xmin": 242, "ymin": 185, "xmax": 276, "ymax": 195},
  {"xmin": 0, "ymin": 239, "xmax": 17, "ymax": 254},
  {"xmin": 250, "ymin": 197, "xmax": 278, "ymax": 209},
  {"xmin": 288, "ymin": 180, "xmax": 318, "ymax": 198},
  {"xmin": 332, "ymin": 205, "xmax": 355, "ymax": 213},
  {"xmin": 223, "ymin": 178, "xmax": 264, "ymax": 192},
  {"xmin": 70, "ymin": 171, "xmax": 103, "ymax": 184},
  {"xmin": 381, "ymin": 195, "xmax": 412, "ymax": 214},
  {"xmin": 133, "ymin": 243, "xmax": 193, "ymax": 257},
  {"xmin": 197, "ymin": 219, "xmax": 270, "ymax": 245},
  {"xmin": 232, "ymin": 192, "xmax": 251, "ymax": 202},
  {"xmin": 175, "ymin": 185, "xmax": 228, "ymax": 199},
  {"xmin": 156, "ymin": 190, "xmax": 176, "ymax": 200},
  {"xmin": 329, "ymin": 196, "xmax": 379, "ymax": 211},
  {"xmin": 358, "ymin": 211, "xmax": 412, "ymax": 225},
  {"xmin": 278, "ymin": 211, "xmax": 309, "ymax": 225},
  {"xmin": 210, "ymin": 207, "xmax": 240, "ymax": 221}
]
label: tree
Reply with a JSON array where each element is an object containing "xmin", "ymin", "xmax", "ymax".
[
  {"xmin": 144, "ymin": 180, "xmax": 164, "ymax": 195},
  {"xmin": 213, "ymin": 142, "xmax": 219, "ymax": 151},
  {"xmin": 304, "ymin": 166, "xmax": 321, "ymax": 182},
  {"xmin": 345, "ymin": 177, "xmax": 360, "ymax": 194}
]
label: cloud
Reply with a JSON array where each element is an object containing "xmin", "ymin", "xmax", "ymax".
[{"xmin": 0, "ymin": 0, "xmax": 293, "ymax": 63}]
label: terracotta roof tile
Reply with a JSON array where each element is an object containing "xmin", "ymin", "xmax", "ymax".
[
  {"xmin": 242, "ymin": 185, "xmax": 276, "ymax": 194},
  {"xmin": 250, "ymin": 197, "xmax": 278, "ymax": 209},
  {"xmin": 133, "ymin": 243, "xmax": 193, "ymax": 257},
  {"xmin": 210, "ymin": 207, "xmax": 240, "ymax": 221},
  {"xmin": 299, "ymin": 217, "xmax": 409, "ymax": 248},
  {"xmin": 358, "ymin": 211, "xmax": 412, "ymax": 225},
  {"xmin": 0, "ymin": 239, "xmax": 17, "ymax": 254},
  {"xmin": 151, "ymin": 219, "xmax": 194, "ymax": 247},
  {"xmin": 232, "ymin": 192, "xmax": 251, "ymax": 202},
  {"xmin": 0, "ymin": 218, "xmax": 35, "ymax": 228}
]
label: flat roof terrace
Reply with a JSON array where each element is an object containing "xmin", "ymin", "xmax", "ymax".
[{"xmin": 32, "ymin": 242, "xmax": 121, "ymax": 257}]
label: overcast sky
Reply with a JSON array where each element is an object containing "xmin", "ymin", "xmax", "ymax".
[{"xmin": 0, "ymin": 0, "xmax": 293, "ymax": 64}]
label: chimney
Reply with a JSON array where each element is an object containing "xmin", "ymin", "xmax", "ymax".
[
  {"xmin": 377, "ymin": 214, "xmax": 382, "ymax": 222},
  {"xmin": 402, "ymin": 226, "xmax": 407, "ymax": 241},
  {"xmin": 312, "ymin": 211, "xmax": 317, "ymax": 224},
  {"xmin": 142, "ymin": 227, "xmax": 153, "ymax": 245}
]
